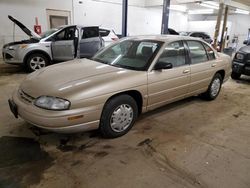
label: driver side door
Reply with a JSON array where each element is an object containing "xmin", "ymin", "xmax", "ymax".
[
  {"xmin": 147, "ymin": 41, "xmax": 191, "ymax": 110},
  {"xmin": 51, "ymin": 26, "xmax": 76, "ymax": 61}
]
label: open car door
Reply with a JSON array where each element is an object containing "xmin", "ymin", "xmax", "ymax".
[
  {"xmin": 51, "ymin": 26, "xmax": 77, "ymax": 61},
  {"xmin": 79, "ymin": 27, "xmax": 103, "ymax": 58}
]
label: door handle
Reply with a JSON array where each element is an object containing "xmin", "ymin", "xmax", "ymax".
[
  {"xmin": 183, "ymin": 69, "xmax": 190, "ymax": 74},
  {"xmin": 211, "ymin": 63, "xmax": 217, "ymax": 67}
]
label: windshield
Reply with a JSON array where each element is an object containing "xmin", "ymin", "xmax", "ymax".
[
  {"xmin": 92, "ymin": 39, "xmax": 163, "ymax": 71},
  {"xmin": 40, "ymin": 28, "xmax": 59, "ymax": 39}
]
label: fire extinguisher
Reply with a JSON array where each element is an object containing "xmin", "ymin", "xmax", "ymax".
[{"xmin": 34, "ymin": 17, "xmax": 42, "ymax": 35}]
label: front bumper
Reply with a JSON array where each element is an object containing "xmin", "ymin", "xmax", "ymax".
[
  {"xmin": 232, "ymin": 61, "xmax": 250, "ymax": 75},
  {"xmin": 2, "ymin": 47, "xmax": 23, "ymax": 64},
  {"xmin": 9, "ymin": 89, "xmax": 102, "ymax": 133}
]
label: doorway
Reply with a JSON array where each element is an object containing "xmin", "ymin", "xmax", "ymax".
[{"xmin": 46, "ymin": 9, "xmax": 71, "ymax": 29}]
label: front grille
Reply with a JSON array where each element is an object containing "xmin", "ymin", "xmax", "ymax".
[{"xmin": 18, "ymin": 90, "xmax": 35, "ymax": 103}]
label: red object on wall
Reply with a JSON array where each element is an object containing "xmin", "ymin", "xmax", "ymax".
[
  {"xmin": 34, "ymin": 25, "xmax": 42, "ymax": 35},
  {"xmin": 34, "ymin": 17, "xmax": 42, "ymax": 35}
]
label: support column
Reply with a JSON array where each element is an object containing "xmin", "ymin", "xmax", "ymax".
[
  {"xmin": 161, "ymin": 0, "xmax": 171, "ymax": 34},
  {"xmin": 122, "ymin": 0, "xmax": 128, "ymax": 37},
  {"xmin": 220, "ymin": 5, "xmax": 229, "ymax": 51},
  {"xmin": 213, "ymin": 2, "xmax": 224, "ymax": 49}
]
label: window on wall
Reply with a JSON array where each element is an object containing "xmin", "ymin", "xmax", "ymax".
[
  {"xmin": 187, "ymin": 41, "xmax": 208, "ymax": 64},
  {"xmin": 157, "ymin": 41, "xmax": 186, "ymax": 67}
]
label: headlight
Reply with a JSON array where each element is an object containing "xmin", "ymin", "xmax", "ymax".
[
  {"xmin": 8, "ymin": 46, "xmax": 14, "ymax": 50},
  {"xmin": 236, "ymin": 53, "xmax": 244, "ymax": 60},
  {"xmin": 34, "ymin": 96, "xmax": 70, "ymax": 110}
]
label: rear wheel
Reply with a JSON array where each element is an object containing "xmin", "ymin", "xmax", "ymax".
[
  {"xmin": 99, "ymin": 95, "xmax": 138, "ymax": 138},
  {"xmin": 201, "ymin": 73, "xmax": 222, "ymax": 101},
  {"xmin": 231, "ymin": 72, "xmax": 241, "ymax": 80},
  {"xmin": 26, "ymin": 53, "xmax": 49, "ymax": 72}
]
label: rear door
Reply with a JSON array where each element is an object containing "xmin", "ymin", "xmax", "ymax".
[
  {"xmin": 51, "ymin": 26, "xmax": 76, "ymax": 61},
  {"xmin": 79, "ymin": 27, "xmax": 103, "ymax": 58},
  {"xmin": 147, "ymin": 41, "xmax": 191, "ymax": 110},
  {"xmin": 186, "ymin": 40, "xmax": 217, "ymax": 95}
]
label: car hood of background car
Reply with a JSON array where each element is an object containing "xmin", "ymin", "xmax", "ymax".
[
  {"xmin": 8, "ymin": 15, "xmax": 41, "ymax": 39},
  {"xmin": 20, "ymin": 58, "xmax": 147, "ymax": 99},
  {"xmin": 239, "ymin": 45, "xmax": 250, "ymax": 54}
]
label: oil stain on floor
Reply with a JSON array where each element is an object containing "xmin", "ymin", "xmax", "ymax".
[{"xmin": 0, "ymin": 136, "xmax": 54, "ymax": 188}]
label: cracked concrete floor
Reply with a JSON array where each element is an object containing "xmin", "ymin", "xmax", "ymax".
[{"xmin": 0, "ymin": 63, "xmax": 250, "ymax": 188}]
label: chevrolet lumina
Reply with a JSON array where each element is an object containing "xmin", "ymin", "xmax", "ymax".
[{"xmin": 8, "ymin": 35, "xmax": 231, "ymax": 138}]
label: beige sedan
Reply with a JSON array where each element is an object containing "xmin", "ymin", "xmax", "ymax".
[{"xmin": 9, "ymin": 35, "xmax": 231, "ymax": 138}]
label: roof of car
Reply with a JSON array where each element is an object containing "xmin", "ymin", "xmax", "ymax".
[{"xmin": 124, "ymin": 35, "xmax": 205, "ymax": 43}]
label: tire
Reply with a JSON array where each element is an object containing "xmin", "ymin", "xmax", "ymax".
[
  {"xmin": 201, "ymin": 73, "xmax": 223, "ymax": 101},
  {"xmin": 99, "ymin": 95, "xmax": 138, "ymax": 138},
  {"xmin": 26, "ymin": 53, "xmax": 49, "ymax": 72},
  {"xmin": 231, "ymin": 72, "xmax": 241, "ymax": 80}
]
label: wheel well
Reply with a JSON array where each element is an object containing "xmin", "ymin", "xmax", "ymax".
[
  {"xmin": 216, "ymin": 70, "xmax": 225, "ymax": 81},
  {"xmin": 23, "ymin": 50, "xmax": 51, "ymax": 65},
  {"xmin": 107, "ymin": 90, "xmax": 143, "ymax": 115}
]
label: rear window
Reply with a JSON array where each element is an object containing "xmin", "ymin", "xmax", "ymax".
[{"xmin": 99, "ymin": 29, "xmax": 110, "ymax": 37}]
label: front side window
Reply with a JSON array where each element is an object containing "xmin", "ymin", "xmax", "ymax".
[
  {"xmin": 187, "ymin": 41, "xmax": 208, "ymax": 64},
  {"xmin": 54, "ymin": 27, "xmax": 76, "ymax": 41},
  {"xmin": 156, "ymin": 41, "xmax": 186, "ymax": 68},
  {"xmin": 92, "ymin": 40, "xmax": 163, "ymax": 71}
]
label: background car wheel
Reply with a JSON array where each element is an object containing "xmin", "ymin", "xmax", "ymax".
[
  {"xmin": 201, "ymin": 73, "xmax": 222, "ymax": 101},
  {"xmin": 100, "ymin": 95, "xmax": 138, "ymax": 138},
  {"xmin": 26, "ymin": 53, "xmax": 49, "ymax": 72},
  {"xmin": 231, "ymin": 72, "xmax": 241, "ymax": 80}
]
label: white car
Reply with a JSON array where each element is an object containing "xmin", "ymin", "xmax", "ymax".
[{"xmin": 99, "ymin": 28, "xmax": 119, "ymax": 46}]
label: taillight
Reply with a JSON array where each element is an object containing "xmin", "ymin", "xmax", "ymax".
[{"xmin": 111, "ymin": 37, "xmax": 119, "ymax": 41}]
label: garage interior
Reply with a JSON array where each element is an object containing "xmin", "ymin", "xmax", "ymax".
[{"xmin": 0, "ymin": 0, "xmax": 250, "ymax": 188}]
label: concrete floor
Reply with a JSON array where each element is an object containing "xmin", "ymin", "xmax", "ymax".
[{"xmin": 0, "ymin": 62, "xmax": 250, "ymax": 188}]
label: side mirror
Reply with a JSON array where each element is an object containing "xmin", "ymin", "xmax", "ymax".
[{"xmin": 154, "ymin": 62, "xmax": 173, "ymax": 70}]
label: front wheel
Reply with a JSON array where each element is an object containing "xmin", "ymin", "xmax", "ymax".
[
  {"xmin": 99, "ymin": 95, "xmax": 138, "ymax": 138},
  {"xmin": 201, "ymin": 73, "xmax": 222, "ymax": 101},
  {"xmin": 26, "ymin": 53, "xmax": 49, "ymax": 72},
  {"xmin": 231, "ymin": 72, "xmax": 241, "ymax": 80}
]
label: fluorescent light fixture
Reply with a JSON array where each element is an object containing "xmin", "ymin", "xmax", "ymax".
[
  {"xmin": 235, "ymin": 8, "xmax": 249, "ymax": 15},
  {"xmin": 188, "ymin": 9, "xmax": 214, "ymax": 15},
  {"xmin": 198, "ymin": 1, "xmax": 219, "ymax": 10},
  {"xmin": 169, "ymin": 5, "xmax": 187, "ymax": 12}
]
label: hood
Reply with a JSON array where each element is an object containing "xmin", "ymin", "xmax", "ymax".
[
  {"xmin": 20, "ymin": 58, "xmax": 145, "ymax": 99},
  {"xmin": 239, "ymin": 45, "xmax": 250, "ymax": 54},
  {"xmin": 8, "ymin": 15, "xmax": 41, "ymax": 39}
]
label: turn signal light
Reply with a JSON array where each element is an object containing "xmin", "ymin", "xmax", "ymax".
[{"xmin": 68, "ymin": 115, "xmax": 84, "ymax": 121}]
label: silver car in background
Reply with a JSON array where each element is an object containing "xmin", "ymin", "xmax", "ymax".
[{"xmin": 2, "ymin": 16, "xmax": 104, "ymax": 72}]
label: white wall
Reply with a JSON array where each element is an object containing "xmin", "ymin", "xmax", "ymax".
[{"xmin": 73, "ymin": 0, "xmax": 188, "ymax": 35}]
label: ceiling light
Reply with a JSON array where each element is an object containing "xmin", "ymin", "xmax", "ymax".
[
  {"xmin": 169, "ymin": 5, "xmax": 187, "ymax": 12},
  {"xmin": 235, "ymin": 8, "xmax": 249, "ymax": 15},
  {"xmin": 198, "ymin": 1, "xmax": 219, "ymax": 10},
  {"xmin": 188, "ymin": 9, "xmax": 214, "ymax": 15}
]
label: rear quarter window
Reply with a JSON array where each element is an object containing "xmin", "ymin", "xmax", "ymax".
[{"xmin": 99, "ymin": 29, "xmax": 110, "ymax": 37}]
